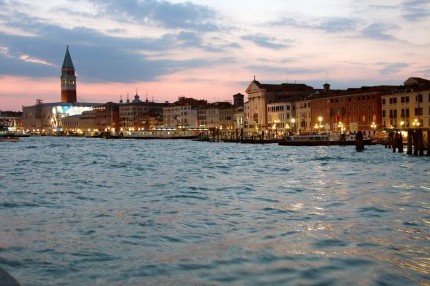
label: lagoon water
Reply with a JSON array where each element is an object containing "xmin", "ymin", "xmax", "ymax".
[{"xmin": 0, "ymin": 137, "xmax": 429, "ymax": 285}]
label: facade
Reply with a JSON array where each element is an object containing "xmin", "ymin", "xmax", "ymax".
[
  {"xmin": 61, "ymin": 110, "xmax": 97, "ymax": 134},
  {"xmin": 22, "ymin": 101, "xmax": 99, "ymax": 132},
  {"xmin": 0, "ymin": 111, "xmax": 23, "ymax": 131},
  {"xmin": 266, "ymin": 101, "xmax": 294, "ymax": 134},
  {"xmin": 308, "ymin": 85, "xmax": 395, "ymax": 132},
  {"xmin": 295, "ymin": 99, "xmax": 311, "ymax": 133},
  {"xmin": 94, "ymin": 102, "xmax": 120, "ymax": 133},
  {"xmin": 119, "ymin": 92, "xmax": 167, "ymax": 131},
  {"xmin": 163, "ymin": 97, "xmax": 207, "ymax": 126},
  {"xmin": 245, "ymin": 79, "xmax": 314, "ymax": 129},
  {"xmin": 381, "ymin": 77, "xmax": 430, "ymax": 129},
  {"xmin": 61, "ymin": 46, "xmax": 77, "ymax": 103}
]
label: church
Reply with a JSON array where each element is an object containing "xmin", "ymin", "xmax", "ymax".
[{"xmin": 22, "ymin": 47, "xmax": 102, "ymax": 133}]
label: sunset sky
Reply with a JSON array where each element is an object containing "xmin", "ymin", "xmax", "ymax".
[{"xmin": 1, "ymin": 0, "xmax": 429, "ymax": 111}]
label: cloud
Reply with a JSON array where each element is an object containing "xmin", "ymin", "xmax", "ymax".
[
  {"xmin": 246, "ymin": 65, "xmax": 318, "ymax": 75},
  {"xmin": 361, "ymin": 23, "xmax": 397, "ymax": 41},
  {"xmin": 379, "ymin": 63, "xmax": 408, "ymax": 75},
  {"xmin": 402, "ymin": 0, "xmax": 430, "ymax": 21},
  {"xmin": 89, "ymin": 0, "xmax": 219, "ymax": 32},
  {"xmin": 270, "ymin": 17, "xmax": 361, "ymax": 34},
  {"xmin": 0, "ymin": 23, "xmax": 216, "ymax": 82},
  {"xmin": 316, "ymin": 17, "xmax": 360, "ymax": 33},
  {"xmin": 241, "ymin": 35, "xmax": 287, "ymax": 50}
]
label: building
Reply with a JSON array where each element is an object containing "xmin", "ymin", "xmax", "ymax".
[
  {"xmin": 0, "ymin": 111, "xmax": 23, "ymax": 131},
  {"xmin": 163, "ymin": 97, "xmax": 208, "ymax": 126},
  {"xmin": 119, "ymin": 92, "xmax": 167, "ymax": 131},
  {"xmin": 381, "ymin": 77, "xmax": 430, "ymax": 129},
  {"xmin": 94, "ymin": 102, "xmax": 120, "ymax": 133},
  {"xmin": 245, "ymin": 79, "xmax": 314, "ymax": 129},
  {"xmin": 22, "ymin": 47, "xmax": 101, "ymax": 132},
  {"xmin": 23, "ymin": 101, "xmax": 99, "ymax": 133},
  {"xmin": 295, "ymin": 98, "xmax": 311, "ymax": 133}
]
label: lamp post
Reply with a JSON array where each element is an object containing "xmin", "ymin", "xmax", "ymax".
[
  {"xmin": 318, "ymin": 116, "xmax": 323, "ymax": 132},
  {"xmin": 412, "ymin": 119, "xmax": 420, "ymax": 128},
  {"xmin": 371, "ymin": 122, "xmax": 376, "ymax": 137},
  {"xmin": 338, "ymin": 121, "xmax": 344, "ymax": 133},
  {"xmin": 291, "ymin": 118, "xmax": 295, "ymax": 134}
]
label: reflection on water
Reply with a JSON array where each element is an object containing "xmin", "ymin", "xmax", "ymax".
[{"xmin": 0, "ymin": 137, "xmax": 429, "ymax": 285}]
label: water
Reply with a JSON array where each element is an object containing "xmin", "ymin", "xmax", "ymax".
[{"xmin": 0, "ymin": 137, "xmax": 429, "ymax": 285}]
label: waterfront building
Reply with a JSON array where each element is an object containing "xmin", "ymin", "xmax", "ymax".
[
  {"xmin": 94, "ymin": 102, "xmax": 120, "ymax": 133},
  {"xmin": 308, "ymin": 84, "xmax": 396, "ymax": 133},
  {"xmin": 200, "ymin": 102, "xmax": 233, "ymax": 128},
  {"xmin": 295, "ymin": 98, "xmax": 312, "ymax": 133},
  {"xmin": 22, "ymin": 46, "xmax": 101, "ymax": 133},
  {"xmin": 23, "ymin": 101, "xmax": 100, "ymax": 133},
  {"xmin": 163, "ymin": 97, "xmax": 208, "ymax": 126},
  {"xmin": 61, "ymin": 110, "xmax": 97, "ymax": 134},
  {"xmin": 0, "ymin": 111, "xmax": 23, "ymax": 131},
  {"xmin": 266, "ymin": 101, "xmax": 294, "ymax": 134},
  {"xmin": 232, "ymin": 106, "xmax": 244, "ymax": 130},
  {"xmin": 245, "ymin": 79, "xmax": 314, "ymax": 129},
  {"xmin": 119, "ymin": 92, "xmax": 167, "ymax": 131},
  {"xmin": 381, "ymin": 77, "xmax": 430, "ymax": 129}
]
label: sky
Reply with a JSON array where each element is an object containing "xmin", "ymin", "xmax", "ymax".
[{"xmin": 1, "ymin": 0, "xmax": 430, "ymax": 111}]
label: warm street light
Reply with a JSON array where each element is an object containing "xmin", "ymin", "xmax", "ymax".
[
  {"xmin": 371, "ymin": 122, "xmax": 377, "ymax": 130},
  {"xmin": 291, "ymin": 118, "xmax": 295, "ymax": 133},
  {"xmin": 400, "ymin": 121, "xmax": 404, "ymax": 129},
  {"xmin": 318, "ymin": 116, "xmax": 323, "ymax": 132},
  {"xmin": 412, "ymin": 119, "xmax": 420, "ymax": 128}
]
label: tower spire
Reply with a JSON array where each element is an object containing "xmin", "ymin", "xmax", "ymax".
[{"xmin": 61, "ymin": 45, "xmax": 77, "ymax": 102}]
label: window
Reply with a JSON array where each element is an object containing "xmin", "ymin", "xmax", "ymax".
[
  {"xmin": 416, "ymin": 94, "xmax": 423, "ymax": 103},
  {"xmin": 382, "ymin": 98, "xmax": 386, "ymax": 104},
  {"xmin": 415, "ymin": 107, "xmax": 423, "ymax": 116}
]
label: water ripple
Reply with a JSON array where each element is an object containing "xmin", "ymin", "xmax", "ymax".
[{"xmin": 0, "ymin": 138, "xmax": 428, "ymax": 285}]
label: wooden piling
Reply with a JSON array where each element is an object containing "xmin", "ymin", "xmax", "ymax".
[
  {"xmin": 418, "ymin": 129, "xmax": 424, "ymax": 155},
  {"xmin": 413, "ymin": 130, "xmax": 419, "ymax": 155},
  {"xmin": 427, "ymin": 130, "xmax": 430, "ymax": 156},
  {"xmin": 355, "ymin": 131, "xmax": 364, "ymax": 151},
  {"xmin": 398, "ymin": 132, "xmax": 404, "ymax": 153},
  {"xmin": 407, "ymin": 129, "xmax": 413, "ymax": 155}
]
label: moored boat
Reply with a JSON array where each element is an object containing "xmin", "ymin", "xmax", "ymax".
[
  {"xmin": 278, "ymin": 132, "xmax": 372, "ymax": 146},
  {"xmin": 122, "ymin": 126, "xmax": 208, "ymax": 140},
  {"xmin": 0, "ymin": 126, "xmax": 20, "ymax": 142}
]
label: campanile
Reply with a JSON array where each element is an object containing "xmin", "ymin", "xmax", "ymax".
[{"xmin": 61, "ymin": 46, "xmax": 77, "ymax": 103}]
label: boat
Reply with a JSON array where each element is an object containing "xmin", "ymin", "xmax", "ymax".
[
  {"xmin": 0, "ymin": 126, "xmax": 20, "ymax": 142},
  {"xmin": 121, "ymin": 126, "xmax": 208, "ymax": 140},
  {"xmin": 278, "ymin": 132, "xmax": 372, "ymax": 146}
]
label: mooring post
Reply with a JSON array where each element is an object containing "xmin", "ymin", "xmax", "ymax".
[
  {"xmin": 407, "ymin": 129, "xmax": 413, "ymax": 155},
  {"xmin": 355, "ymin": 131, "xmax": 364, "ymax": 151},
  {"xmin": 392, "ymin": 132, "xmax": 398, "ymax": 152},
  {"xmin": 413, "ymin": 129, "xmax": 419, "ymax": 155},
  {"xmin": 427, "ymin": 130, "xmax": 430, "ymax": 156},
  {"xmin": 418, "ymin": 129, "xmax": 424, "ymax": 155},
  {"xmin": 398, "ymin": 132, "xmax": 404, "ymax": 153}
]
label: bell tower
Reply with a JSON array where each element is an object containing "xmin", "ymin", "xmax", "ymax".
[{"xmin": 61, "ymin": 46, "xmax": 77, "ymax": 103}]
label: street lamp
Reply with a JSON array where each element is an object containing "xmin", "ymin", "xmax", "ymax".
[
  {"xmin": 371, "ymin": 122, "xmax": 376, "ymax": 137},
  {"xmin": 400, "ymin": 121, "xmax": 404, "ymax": 129},
  {"xmin": 412, "ymin": 119, "xmax": 420, "ymax": 128},
  {"xmin": 338, "ymin": 121, "xmax": 344, "ymax": 133},
  {"xmin": 291, "ymin": 118, "xmax": 295, "ymax": 134},
  {"xmin": 318, "ymin": 116, "xmax": 323, "ymax": 132}
]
